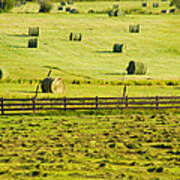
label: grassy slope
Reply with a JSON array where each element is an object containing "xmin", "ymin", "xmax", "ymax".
[{"xmin": 0, "ymin": 1, "xmax": 179, "ymax": 82}]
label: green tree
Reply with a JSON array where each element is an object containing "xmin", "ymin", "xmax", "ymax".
[
  {"xmin": 173, "ymin": 0, "xmax": 180, "ymax": 8},
  {"xmin": 0, "ymin": 0, "xmax": 15, "ymax": 12}
]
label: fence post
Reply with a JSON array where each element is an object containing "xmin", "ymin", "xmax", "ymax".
[
  {"xmin": 64, "ymin": 97, "xmax": 67, "ymax": 111},
  {"xmin": 32, "ymin": 98, "xmax": 36, "ymax": 113},
  {"xmin": 1, "ymin": 98, "xmax": 4, "ymax": 115},
  {"xmin": 125, "ymin": 96, "xmax": 128, "ymax": 108},
  {"xmin": 96, "ymin": 96, "xmax": 98, "ymax": 109},
  {"xmin": 156, "ymin": 96, "xmax": 159, "ymax": 109}
]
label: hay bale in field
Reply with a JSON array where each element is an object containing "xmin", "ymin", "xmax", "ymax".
[
  {"xmin": 66, "ymin": 7, "xmax": 71, "ymax": 12},
  {"xmin": 153, "ymin": 2, "xmax": 159, "ymax": 8},
  {"xmin": 113, "ymin": 4, "xmax": 119, "ymax": 9},
  {"xmin": 69, "ymin": 33, "xmax": 82, "ymax": 41},
  {"xmin": 142, "ymin": 2, "xmax": 147, "ymax": 7},
  {"xmin": 61, "ymin": 1, "xmax": 66, "ymax": 6},
  {"xmin": 108, "ymin": 10, "xmax": 114, "ymax": 16},
  {"xmin": 169, "ymin": 8, "xmax": 175, "ymax": 13},
  {"xmin": 129, "ymin": 24, "xmax": 140, "ymax": 33},
  {"xmin": 114, "ymin": 9, "xmax": 119, "ymax": 16},
  {"xmin": 28, "ymin": 27, "xmax": 39, "ymax": 36},
  {"xmin": 67, "ymin": 0, "xmax": 73, "ymax": 5},
  {"xmin": 28, "ymin": 39, "xmax": 38, "ymax": 48},
  {"xmin": 58, "ymin": 6, "xmax": 63, "ymax": 11},
  {"xmin": 70, "ymin": 8, "xmax": 78, "ymax": 13},
  {"xmin": 41, "ymin": 77, "xmax": 65, "ymax": 94},
  {"xmin": 113, "ymin": 43, "xmax": 124, "ymax": 53},
  {"xmin": 126, "ymin": 61, "xmax": 147, "ymax": 75},
  {"xmin": 161, "ymin": 9, "xmax": 169, "ymax": 13},
  {"xmin": 88, "ymin": 9, "xmax": 94, "ymax": 13},
  {"xmin": 109, "ymin": 9, "xmax": 124, "ymax": 17},
  {"xmin": 0, "ymin": 67, "xmax": 8, "ymax": 80}
]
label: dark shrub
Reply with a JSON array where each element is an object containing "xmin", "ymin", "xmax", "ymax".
[{"xmin": 0, "ymin": 0, "xmax": 14, "ymax": 12}]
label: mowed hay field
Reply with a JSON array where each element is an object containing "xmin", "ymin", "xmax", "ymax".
[
  {"xmin": 0, "ymin": 110, "xmax": 180, "ymax": 179},
  {"xmin": 0, "ymin": 1, "xmax": 179, "ymax": 82}
]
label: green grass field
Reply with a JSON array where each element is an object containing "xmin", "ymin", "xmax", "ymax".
[
  {"xmin": 0, "ymin": 1, "xmax": 179, "ymax": 82},
  {"xmin": 0, "ymin": 110, "xmax": 179, "ymax": 179},
  {"xmin": 0, "ymin": 2, "xmax": 180, "ymax": 179}
]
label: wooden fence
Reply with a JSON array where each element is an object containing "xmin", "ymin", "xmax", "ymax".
[{"xmin": 0, "ymin": 96, "xmax": 180, "ymax": 115}]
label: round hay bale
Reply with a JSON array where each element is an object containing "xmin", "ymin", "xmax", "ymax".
[
  {"xmin": 161, "ymin": 9, "xmax": 169, "ymax": 13},
  {"xmin": 114, "ymin": 9, "xmax": 119, "ymax": 16},
  {"xmin": 67, "ymin": 0, "xmax": 73, "ymax": 5},
  {"xmin": 74, "ymin": 33, "xmax": 82, "ymax": 41},
  {"xmin": 129, "ymin": 24, "xmax": 140, "ymax": 33},
  {"xmin": 29, "ymin": 27, "xmax": 39, "ymax": 36},
  {"xmin": 70, "ymin": 9, "xmax": 78, "ymax": 13},
  {"xmin": 69, "ymin": 33, "xmax": 82, "ymax": 41},
  {"xmin": 58, "ymin": 6, "xmax": 63, "ymax": 11},
  {"xmin": 153, "ymin": 2, "xmax": 159, "ymax": 8},
  {"xmin": 142, "ymin": 3, "xmax": 147, "ymax": 7},
  {"xmin": 88, "ymin": 9, "xmax": 94, "ymax": 13},
  {"xmin": 0, "ymin": 67, "xmax": 8, "ymax": 80},
  {"xmin": 28, "ymin": 39, "xmax": 38, "ymax": 48},
  {"xmin": 126, "ymin": 61, "xmax": 147, "ymax": 75},
  {"xmin": 113, "ymin": 43, "xmax": 124, "ymax": 53},
  {"xmin": 113, "ymin": 4, "xmax": 119, "ymax": 9},
  {"xmin": 66, "ymin": 7, "xmax": 71, "ymax": 12},
  {"xmin": 108, "ymin": 10, "xmax": 114, "ymax": 17},
  {"xmin": 41, "ymin": 77, "xmax": 65, "ymax": 94},
  {"xmin": 169, "ymin": 8, "xmax": 175, "ymax": 13},
  {"xmin": 61, "ymin": 1, "xmax": 66, "ymax": 6}
]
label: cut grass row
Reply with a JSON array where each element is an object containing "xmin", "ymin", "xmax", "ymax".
[{"xmin": 0, "ymin": 110, "xmax": 179, "ymax": 179}]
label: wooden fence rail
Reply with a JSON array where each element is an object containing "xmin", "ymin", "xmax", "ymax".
[{"xmin": 0, "ymin": 96, "xmax": 180, "ymax": 115}]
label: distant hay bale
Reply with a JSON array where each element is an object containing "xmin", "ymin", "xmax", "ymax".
[
  {"xmin": 129, "ymin": 24, "xmax": 140, "ymax": 33},
  {"xmin": 88, "ymin": 9, "xmax": 94, "ymax": 13},
  {"xmin": 41, "ymin": 77, "xmax": 65, "ymax": 94},
  {"xmin": 28, "ymin": 27, "xmax": 39, "ymax": 36},
  {"xmin": 66, "ymin": 7, "xmax": 71, "ymax": 12},
  {"xmin": 67, "ymin": 0, "xmax": 73, "ymax": 5},
  {"xmin": 69, "ymin": 33, "xmax": 82, "ymax": 41},
  {"xmin": 161, "ymin": 9, "xmax": 169, "ymax": 13},
  {"xmin": 113, "ymin": 4, "xmax": 119, "ymax": 9},
  {"xmin": 61, "ymin": 1, "xmax": 66, "ymax": 6},
  {"xmin": 113, "ymin": 43, "xmax": 124, "ymax": 53},
  {"xmin": 70, "ymin": 9, "xmax": 78, "ymax": 13},
  {"xmin": 114, "ymin": 9, "xmax": 119, "ymax": 16},
  {"xmin": 0, "ymin": 67, "xmax": 8, "ymax": 80},
  {"xmin": 153, "ymin": 2, "xmax": 159, "ymax": 8},
  {"xmin": 28, "ymin": 39, "xmax": 38, "ymax": 48},
  {"xmin": 142, "ymin": 2, "xmax": 147, "ymax": 7},
  {"xmin": 58, "ymin": 6, "xmax": 63, "ymax": 11},
  {"xmin": 108, "ymin": 9, "xmax": 124, "ymax": 17},
  {"xmin": 126, "ymin": 61, "xmax": 147, "ymax": 75},
  {"xmin": 108, "ymin": 10, "xmax": 114, "ymax": 16},
  {"xmin": 169, "ymin": 8, "xmax": 175, "ymax": 13}
]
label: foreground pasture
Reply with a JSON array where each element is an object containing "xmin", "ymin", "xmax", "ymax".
[{"xmin": 0, "ymin": 110, "xmax": 179, "ymax": 179}]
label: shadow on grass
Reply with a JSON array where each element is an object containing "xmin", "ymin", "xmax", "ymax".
[
  {"xmin": 105, "ymin": 73, "xmax": 124, "ymax": 75},
  {"xmin": 7, "ymin": 34, "xmax": 29, "ymax": 38},
  {"xmin": 95, "ymin": 50, "xmax": 113, "ymax": 54},
  {"xmin": 10, "ymin": 90, "xmax": 42, "ymax": 94},
  {"xmin": 9, "ymin": 45, "xmax": 27, "ymax": 48}
]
